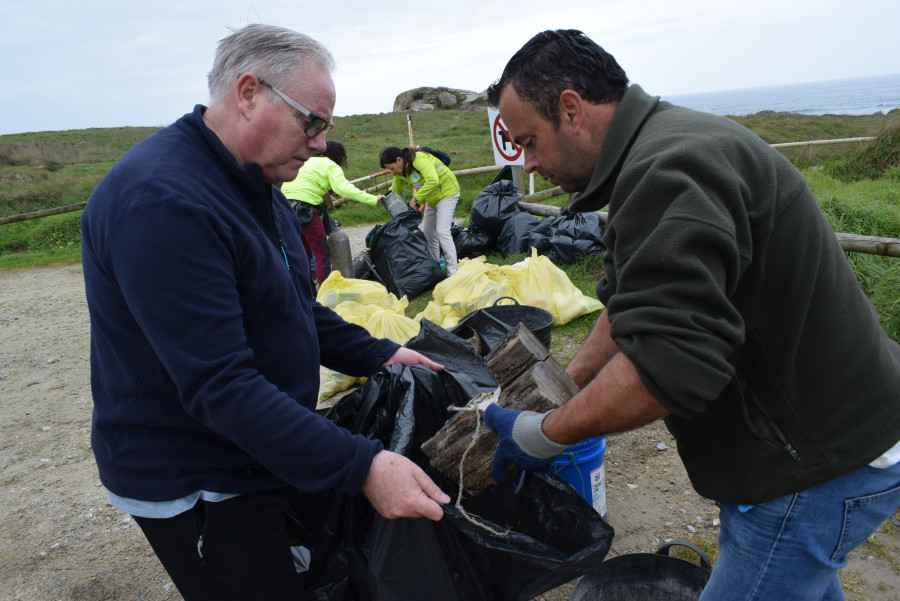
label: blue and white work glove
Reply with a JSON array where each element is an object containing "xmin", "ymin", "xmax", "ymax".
[{"xmin": 483, "ymin": 403, "xmax": 567, "ymax": 487}]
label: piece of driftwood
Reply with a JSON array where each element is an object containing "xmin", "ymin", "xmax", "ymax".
[
  {"xmin": 421, "ymin": 324, "xmax": 579, "ymax": 494},
  {"xmin": 420, "ymin": 391, "xmax": 499, "ymax": 494},
  {"xmin": 496, "ymin": 358, "xmax": 580, "ymax": 412},
  {"xmin": 484, "ymin": 324, "xmax": 550, "ymax": 387}
]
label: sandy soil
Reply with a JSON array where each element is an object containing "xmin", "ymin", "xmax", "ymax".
[{"xmin": 2, "ymin": 230, "xmax": 898, "ymax": 600}]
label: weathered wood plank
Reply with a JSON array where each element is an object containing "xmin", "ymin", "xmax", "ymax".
[
  {"xmin": 421, "ymin": 325, "xmax": 578, "ymax": 494},
  {"xmin": 485, "ymin": 325, "xmax": 550, "ymax": 387}
]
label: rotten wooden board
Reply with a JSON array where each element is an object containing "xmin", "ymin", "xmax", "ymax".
[
  {"xmin": 421, "ymin": 324, "xmax": 578, "ymax": 494},
  {"xmin": 485, "ymin": 323, "xmax": 550, "ymax": 387}
]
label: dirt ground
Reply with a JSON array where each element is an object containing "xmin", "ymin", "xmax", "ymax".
[{"xmin": 2, "ymin": 231, "xmax": 898, "ymax": 600}]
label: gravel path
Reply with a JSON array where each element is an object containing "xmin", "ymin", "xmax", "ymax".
[{"xmin": 1, "ymin": 256, "xmax": 896, "ymax": 600}]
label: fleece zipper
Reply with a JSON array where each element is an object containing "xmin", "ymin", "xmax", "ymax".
[
  {"xmin": 736, "ymin": 373, "xmax": 801, "ymax": 462},
  {"xmin": 261, "ymin": 187, "xmax": 290, "ymax": 271}
]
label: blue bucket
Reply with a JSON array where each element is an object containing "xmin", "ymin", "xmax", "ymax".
[{"xmin": 551, "ymin": 436, "xmax": 607, "ymax": 519}]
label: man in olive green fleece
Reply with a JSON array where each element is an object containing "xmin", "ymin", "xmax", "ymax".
[{"xmin": 484, "ymin": 29, "xmax": 900, "ymax": 600}]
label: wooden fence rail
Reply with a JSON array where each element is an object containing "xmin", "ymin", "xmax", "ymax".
[
  {"xmin": 0, "ymin": 202, "xmax": 87, "ymax": 226},
  {"xmin": 3, "ymin": 140, "xmax": 897, "ymax": 258},
  {"xmin": 833, "ymin": 233, "xmax": 900, "ymax": 257},
  {"xmin": 770, "ymin": 137, "xmax": 875, "ymax": 149},
  {"xmin": 518, "ymin": 198, "xmax": 900, "ymax": 258}
]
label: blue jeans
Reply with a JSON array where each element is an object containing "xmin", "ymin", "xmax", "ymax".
[{"xmin": 700, "ymin": 461, "xmax": 900, "ymax": 601}]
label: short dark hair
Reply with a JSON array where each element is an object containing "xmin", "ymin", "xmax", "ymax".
[
  {"xmin": 486, "ymin": 29, "xmax": 629, "ymax": 127},
  {"xmin": 320, "ymin": 140, "xmax": 347, "ymax": 167}
]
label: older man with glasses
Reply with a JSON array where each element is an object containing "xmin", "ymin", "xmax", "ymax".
[{"xmin": 81, "ymin": 24, "xmax": 450, "ymax": 601}]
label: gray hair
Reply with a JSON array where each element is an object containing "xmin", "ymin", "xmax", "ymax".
[{"xmin": 207, "ymin": 24, "xmax": 335, "ymax": 107}]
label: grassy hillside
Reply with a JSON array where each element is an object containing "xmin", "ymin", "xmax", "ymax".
[
  {"xmin": 4, "ymin": 110, "xmax": 895, "ymax": 220},
  {"xmin": 1, "ymin": 109, "xmax": 898, "ymax": 341}
]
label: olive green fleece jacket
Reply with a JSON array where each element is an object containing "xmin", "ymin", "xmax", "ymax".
[
  {"xmin": 390, "ymin": 151, "xmax": 460, "ymax": 207},
  {"xmin": 570, "ymin": 84, "xmax": 900, "ymax": 504}
]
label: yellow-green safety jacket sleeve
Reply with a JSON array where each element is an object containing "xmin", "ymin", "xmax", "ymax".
[
  {"xmin": 281, "ymin": 157, "xmax": 378, "ymax": 206},
  {"xmin": 323, "ymin": 161, "xmax": 379, "ymax": 206}
]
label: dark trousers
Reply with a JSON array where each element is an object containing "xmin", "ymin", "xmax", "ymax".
[
  {"xmin": 134, "ymin": 491, "xmax": 304, "ymax": 601},
  {"xmin": 300, "ymin": 210, "xmax": 331, "ymax": 285}
]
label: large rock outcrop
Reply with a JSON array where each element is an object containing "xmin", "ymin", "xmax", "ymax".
[{"xmin": 392, "ymin": 86, "xmax": 488, "ymax": 112}]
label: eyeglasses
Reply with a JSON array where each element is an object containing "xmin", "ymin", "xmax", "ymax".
[{"xmin": 258, "ymin": 78, "xmax": 334, "ymax": 139}]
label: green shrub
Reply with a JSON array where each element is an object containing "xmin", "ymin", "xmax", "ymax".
[
  {"xmin": 825, "ymin": 122, "xmax": 900, "ymax": 182},
  {"xmin": 806, "ymin": 169, "xmax": 900, "ymax": 340}
]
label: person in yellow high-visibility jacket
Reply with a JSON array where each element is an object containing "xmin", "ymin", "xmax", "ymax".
[
  {"xmin": 380, "ymin": 146, "xmax": 460, "ymax": 275},
  {"xmin": 283, "ymin": 141, "xmax": 385, "ymax": 285}
]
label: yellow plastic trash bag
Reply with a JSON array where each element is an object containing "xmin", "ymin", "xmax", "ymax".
[
  {"xmin": 432, "ymin": 256, "xmax": 510, "ymax": 316},
  {"xmin": 317, "ymin": 278, "xmax": 417, "ymax": 404},
  {"xmin": 316, "ymin": 271, "xmax": 403, "ymax": 310},
  {"xmin": 318, "ymin": 299, "xmax": 418, "ymax": 404},
  {"xmin": 414, "ymin": 300, "xmax": 465, "ymax": 329},
  {"xmin": 333, "ymin": 300, "xmax": 419, "ymax": 345},
  {"xmin": 318, "ymin": 366, "xmax": 361, "ymax": 405},
  {"xmin": 501, "ymin": 249, "xmax": 604, "ymax": 325}
]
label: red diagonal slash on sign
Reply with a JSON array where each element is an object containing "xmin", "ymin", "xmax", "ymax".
[{"xmin": 492, "ymin": 114, "xmax": 523, "ymax": 162}]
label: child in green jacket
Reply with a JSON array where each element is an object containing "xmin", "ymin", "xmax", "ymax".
[{"xmin": 380, "ymin": 146, "xmax": 460, "ymax": 275}]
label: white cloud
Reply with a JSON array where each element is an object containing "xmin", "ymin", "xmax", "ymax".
[{"xmin": 2, "ymin": 0, "xmax": 898, "ymax": 134}]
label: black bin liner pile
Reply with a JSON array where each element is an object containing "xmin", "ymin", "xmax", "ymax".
[
  {"xmin": 365, "ymin": 209, "xmax": 442, "ymax": 299},
  {"xmin": 289, "ymin": 321, "xmax": 613, "ymax": 601},
  {"xmin": 454, "ymin": 180, "xmax": 607, "ymax": 263},
  {"xmin": 359, "ymin": 181, "xmax": 606, "ymax": 299}
]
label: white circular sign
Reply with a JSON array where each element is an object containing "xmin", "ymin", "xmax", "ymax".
[{"xmin": 492, "ymin": 113, "xmax": 523, "ymax": 162}]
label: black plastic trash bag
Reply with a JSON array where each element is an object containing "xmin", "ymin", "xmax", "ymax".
[
  {"xmin": 554, "ymin": 210, "xmax": 606, "ymax": 245},
  {"xmin": 452, "ymin": 224, "xmax": 497, "ymax": 259},
  {"xmin": 328, "ymin": 320, "xmax": 499, "ymax": 464},
  {"xmin": 405, "ymin": 319, "xmax": 501, "ymax": 400},
  {"xmin": 295, "ymin": 320, "xmax": 613, "ymax": 601},
  {"xmin": 545, "ymin": 236, "xmax": 580, "ymax": 265},
  {"xmin": 351, "ymin": 251, "xmax": 387, "ymax": 286},
  {"xmin": 285, "ymin": 487, "xmax": 372, "ymax": 601},
  {"xmin": 291, "ymin": 322, "xmax": 499, "ymax": 601},
  {"xmin": 367, "ymin": 512, "xmax": 493, "ymax": 601},
  {"xmin": 469, "ymin": 180, "xmax": 524, "ymax": 238},
  {"xmin": 526, "ymin": 213, "xmax": 562, "ymax": 255},
  {"xmin": 497, "ymin": 211, "xmax": 541, "ymax": 256},
  {"xmin": 546, "ymin": 235, "xmax": 608, "ymax": 265},
  {"xmin": 367, "ymin": 472, "xmax": 614, "ymax": 601},
  {"xmin": 287, "ymin": 476, "xmax": 616, "ymax": 601},
  {"xmin": 526, "ymin": 210, "xmax": 606, "ymax": 264},
  {"xmin": 366, "ymin": 211, "xmax": 442, "ymax": 299},
  {"xmin": 444, "ymin": 472, "xmax": 614, "ymax": 601}
]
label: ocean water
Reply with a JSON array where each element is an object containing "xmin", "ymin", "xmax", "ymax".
[{"xmin": 663, "ymin": 73, "xmax": 900, "ymax": 117}]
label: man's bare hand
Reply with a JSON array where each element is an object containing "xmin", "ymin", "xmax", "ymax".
[
  {"xmin": 381, "ymin": 347, "xmax": 443, "ymax": 371},
  {"xmin": 361, "ymin": 451, "xmax": 450, "ymax": 521}
]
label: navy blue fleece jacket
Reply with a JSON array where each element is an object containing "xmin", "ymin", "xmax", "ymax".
[{"xmin": 81, "ymin": 105, "xmax": 398, "ymax": 502}]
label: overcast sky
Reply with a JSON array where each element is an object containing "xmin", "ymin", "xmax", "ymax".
[{"xmin": 3, "ymin": 0, "xmax": 898, "ymax": 136}]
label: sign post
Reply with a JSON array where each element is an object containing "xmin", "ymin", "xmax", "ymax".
[
  {"xmin": 488, "ymin": 108, "xmax": 524, "ymax": 165},
  {"xmin": 488, "ymin": 108, "xmax": 526, "ymax": 193}
]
